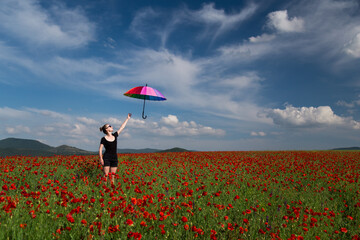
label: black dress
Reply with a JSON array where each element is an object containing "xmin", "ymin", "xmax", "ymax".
[{"xmin": 100, "ymin": 132, "xmax": 118, "ymax": 167}]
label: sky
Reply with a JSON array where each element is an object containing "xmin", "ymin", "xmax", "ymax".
[{"xmin": 1, "ymin": 0, "xmax": 360, "ymax": 151}]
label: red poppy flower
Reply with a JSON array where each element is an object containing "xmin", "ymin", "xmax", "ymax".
[
  {"xmin": 125, "ymin": 219, "xmax": 134, "ymax": 226},
  {"xmin": 66, "ymin": 213, "xmax": 74, "ymax": 223}
]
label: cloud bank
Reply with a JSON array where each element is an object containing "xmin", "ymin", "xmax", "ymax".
[
  {"xmin": 0, "ymin": 0, "xmax": 95, "ymax": 48},
  {"xmin": 267, "ymin": 10, "xmax": 305, "ymax": 33},
  {"xmin": 266, "ymin": 105, "xmax": 360, "ymax": 129},
  {"xmin": 0, "ymin": 107, "xmax": 225, "ymax": 150}
]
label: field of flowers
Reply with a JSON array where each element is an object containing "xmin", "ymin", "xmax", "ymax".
[{"xmin": 0, "ymin": 151, "xmax": 359, "ymax": 239}]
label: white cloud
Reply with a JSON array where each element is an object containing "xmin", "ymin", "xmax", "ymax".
[
  {"xmin": 43, "ymin": 126, "xmax": 55, "ymax": 132},
  {"xmin": 0, "ymin": 0, "xmax": 95, "ymax": 48},
  {"xmin": 251, "ymin": 131, "xmax": 266, "ymax": 137},
  {"xmin": 0, "ymin": 45, "xmax": 127, "ymax": 87},
  {"xmin": 266, "ymin": 105, "xmax": 360, "ymax": 129},
  {"xmin": 217, "ymin": 40, "xmax": 276, "ymax": 62},
  {"xmin": 73, "ymin": 123, "xmax": 88, "ymax": 135},
  {"xmin": 77, "ymin": 117, "xmax": 98, "ymax": 125},
  {"xmin": 147, "ymin": 115, "xmax": 225, "ymax": 137},
  {"xmin": 130, "ymin": 49, "xmax": 200, "ymax": 88},
  {"xmin": 127, "ymin": 118, "xmax": 148, "ymax": 129},
  {"xmin": 0, "ymin": 42, "xmax": 42, "ymax": 82},
  {"xmin": 39, "ymin": 57, "xmax": 127, "ymax": 88},
  {"xmin": 336, "ymin": 98, "xmax": 360, "ymax": 108},
  {"xmin": 26, "ymin": 108, "xmax": 70, "ymax": 121},
  {"xmin": 190, "ymin": 3, "xmax": 258, "ymax": 40},
  {"xmin": 344, "ymin": 32, "xmax": 360, "ymax": 58},
  {"xmin": 6, "ymin": 125, "xmax": 31, "ymax": 134},
  {"xmin": 217, "ymin": 72, "xmax": 262, "ymax": 90},
  {"xmin": 267, "ymin": 10, "xmax": 305, "ymax": 33},
  {"xmin": 249, "ymin": 33, "xmax": 276, "ymax": 43},
  {"xmin": 130, "ymin": 7, "xmax": 160, "ymax": 40},
  {"xmin": 0, "ymin": 107, "xmax": 30, "ymax": 119},
  {"xmin": 130, "ymin": 3, "xmax": 258, "ymax": 45},
  {"xmin": 104, "ymin": 37, "xmax": 116, "ymax": 49},
  {"xmin": 47, "ymin": 57, "xmax": 124, "ymax": 76},
  {"xmin": 161, "ymin": 114, "xmax": 179, "ymax": 127}
]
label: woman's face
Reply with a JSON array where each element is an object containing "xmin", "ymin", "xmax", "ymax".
[{"xmin": 105, "ymin": 124, "xmax": 113, "ymax": 133}]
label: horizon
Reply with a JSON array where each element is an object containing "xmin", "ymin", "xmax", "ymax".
[
  {"xmin": 1, "ymin": 0, "xmax": 360, "ymax": 151},
  {"xmin": 1, "ymin": 137, "xmax": 359, "ymax": 152},
  {"xmin": 0, "ymin": 137, "xmax": 192, "ymax": 151}
]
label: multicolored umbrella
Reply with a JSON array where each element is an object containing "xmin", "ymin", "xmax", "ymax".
[{"xmin": 124, "ymin": 84, "xmax": 166, "ymax": 119}]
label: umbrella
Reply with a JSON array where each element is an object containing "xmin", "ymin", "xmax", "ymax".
[{"xmin": 124, "ymin": 84, "xmax": 166, "ymax": 119}]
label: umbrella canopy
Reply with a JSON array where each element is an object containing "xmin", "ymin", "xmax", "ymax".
[
  {"xmin": 124, "ymin": 85, "xmax": 166, "ymax": 101},
  {"xmin": 124, "ymin": 84, "xmax": 166, "ymax": 119}
]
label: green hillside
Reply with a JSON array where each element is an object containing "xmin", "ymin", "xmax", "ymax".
[
  {"xmin": 332, "ymin": 147, "xmax": 360, "ymax": 150},
  {"xmin": 0, "ymin": 137, "xmax": 52, "ymax": 150},
  {"xmin": 0, "ymin": 138, "xmax": 95, "ymax": 157},
  {"xmin": 157, "ymin": 147, "xmax": 193, "ymax": 153}
]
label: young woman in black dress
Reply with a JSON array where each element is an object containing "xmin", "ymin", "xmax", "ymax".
[{"xmin": 99, "ymin": 113, "xmax": 131, "ymax": 183}]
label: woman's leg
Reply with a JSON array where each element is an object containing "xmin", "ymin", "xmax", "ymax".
[
  {"xmin": 103, "ymin": 166, "xmax": 110, "ymax": 181},
  {"xmin": 110, "ymin": 167, "xmax": 117, "ymax": 183}
]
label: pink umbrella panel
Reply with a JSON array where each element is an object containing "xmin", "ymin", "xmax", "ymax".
[{"xmin": 124, "ymin": 84, "xmax": 166, "ymax": 119}]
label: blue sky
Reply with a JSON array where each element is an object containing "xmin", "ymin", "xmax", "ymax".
[{"xmin": 1, "ymin": 0, "xmax": 360, "ymax": 151}]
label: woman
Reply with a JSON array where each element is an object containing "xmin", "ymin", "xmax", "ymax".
[{"xmin": 99, "ymin": 113, "xmax": 132, "ymax": 183}]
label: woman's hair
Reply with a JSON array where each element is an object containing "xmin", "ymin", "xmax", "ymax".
[{"xmin": 100, "ymin": 124, "xmax": 108, "ymax": 134}]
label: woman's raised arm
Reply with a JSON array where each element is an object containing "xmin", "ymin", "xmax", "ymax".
[{"xmin": 117, "ymin": 113, "xmax": 132, "ymax": 135}]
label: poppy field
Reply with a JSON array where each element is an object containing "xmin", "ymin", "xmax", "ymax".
[{"xmin": 0, "ymin": 151, "xmax": 359, "ymax": 239}]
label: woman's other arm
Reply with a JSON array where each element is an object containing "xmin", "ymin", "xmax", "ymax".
[{"xmin": 99, "ymin": 144, "xmax": 104, "ymax": 166}]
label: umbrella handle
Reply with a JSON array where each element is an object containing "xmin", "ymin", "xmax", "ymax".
[{"xmin": 142, "ymin": 98, "xmax": 147, "ymax": 119}]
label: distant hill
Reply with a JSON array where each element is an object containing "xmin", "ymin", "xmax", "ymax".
[
  {"xmin": 118, "ymin": 147, "xmax": 193, "ymax": 154},
  {"xmin": 0, "ymin": 137, "xmax": 193, "ymax": 157},
  {"xmin": 331, "ymin": 147, "xmax": 360, "ymax": 150},
  {"xmin": 0, "ymin": 138, "xmax": 95, "ymax": 157},
  {"xmin": 0, "ymin": 137, "xmax": 52, "ymax": 150},
  {"xmin": 54, "ymin": 145, "xmax": 95, "ymax": 155},
  {"xmin": 117, "ymin": 148, "xmax": 161, "ymax": 154},
  {"xmin": 157, "ymin": 147, "xmax": 193, "ymax": 153}
]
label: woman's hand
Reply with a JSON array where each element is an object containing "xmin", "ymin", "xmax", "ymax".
[
  {"xmin": 127, "ymin": 113, "xmax": 132, "ymax": 119},
  {"xmin": 100, "ymin": 159, "xmax": 104, "ymax": 166}
]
